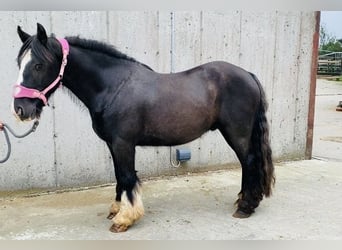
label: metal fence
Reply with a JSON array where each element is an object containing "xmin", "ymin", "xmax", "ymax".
[{"xmin": 318, "ymin": 52, "xmax": 342, "ymax": 75}]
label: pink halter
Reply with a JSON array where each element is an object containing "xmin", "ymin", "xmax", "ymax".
[{"xmin": 13, "ymin": 38, "xmax": 69, "ymax": 106}]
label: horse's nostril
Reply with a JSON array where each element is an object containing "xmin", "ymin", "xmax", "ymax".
[{"xmin": 17, "ymin": 106, "xmax": 24, "ymax": 117}]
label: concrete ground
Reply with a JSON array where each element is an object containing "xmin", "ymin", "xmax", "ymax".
[
  {"xmin": 0, "ymin": 79, "xmax": 341, "ymax": 240},
  {"xmin": 313, "ymin": 78, "xmax": 342, "ymax": 161}
]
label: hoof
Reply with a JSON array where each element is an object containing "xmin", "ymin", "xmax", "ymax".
[
  {"xmin": 109, "ymin": 223, "xmax": 129, "ymax": 233},
  {"xmin": 233, "ymin": 209, "xmax": 251, "ymax": 219},
  {"xmin": 107, "ymin": 212, "xmax": 116, "ymax": 220}
]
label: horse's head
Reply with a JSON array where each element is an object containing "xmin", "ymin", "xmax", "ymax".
[{"xmin": 12, "ymin": 23, "xmax": 69, "ymax": 121}]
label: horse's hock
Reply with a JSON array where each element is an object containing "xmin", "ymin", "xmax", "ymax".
[{"xmin": 0, "ymin": 11, "xmax": 319, "ymax": 191}]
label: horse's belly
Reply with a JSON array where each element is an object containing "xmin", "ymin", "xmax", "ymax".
[
  {"xmin": 139, "ymin": 109, "xmax": 215, "ymax": 146},
  {"xmin": 138, "ymin": 75, "xmax": 220, "ymax": 146}
]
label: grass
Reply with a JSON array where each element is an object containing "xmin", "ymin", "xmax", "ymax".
[
  {"xmin": 317, "ymin": 75, "xmax": 342, "ymax": 83},
  {"xmin": 329, "ymin": 76, "xmax": 342, "ymax": 81}
]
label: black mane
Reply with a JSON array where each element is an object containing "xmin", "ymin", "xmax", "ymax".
[
  {"xmin": 17, "ymin": 35, "xmax": 153, "ymax": 71},
  {"xmin": 66, "ymin": 36, "xmax": 153, "ymax": 71}
]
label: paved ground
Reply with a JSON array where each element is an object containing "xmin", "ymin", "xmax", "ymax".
[
  {"xmin": 0, "ymin": 160, "xmax": 341, "ymax": 240},
  {"xmin": 0, "ymin": 79, "xmax": 341, "ymax": 240},
  {"xmin": 313, "ymin": 78, "xmax": 342, "ymax": 161}
]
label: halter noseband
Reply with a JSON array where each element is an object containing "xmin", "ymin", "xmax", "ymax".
[{"xmin": 13, "ymin": 38, "xmax": 69, "ymax": 106}]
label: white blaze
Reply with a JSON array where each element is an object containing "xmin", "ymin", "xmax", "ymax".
[
  {"xmin": 12, "ymin": 49, "xmax": 32, "ymax": 117},
  {"xmin": 16, "ymin": 49, "xmax": 32, "ymax": 85}
]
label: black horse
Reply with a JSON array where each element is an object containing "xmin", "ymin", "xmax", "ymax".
[{"xmin": 12, "ymin": 23, "xmax": 275, "ymax": 232}]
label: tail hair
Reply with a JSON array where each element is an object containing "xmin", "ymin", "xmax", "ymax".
[{"xmin": 249, "ymin": 72, "xmax": 275, "ymax": 197}]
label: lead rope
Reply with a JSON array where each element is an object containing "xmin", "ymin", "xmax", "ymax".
[{"xmin": 0, "ymin": 120, "xmax": 39, "ymax": 163}]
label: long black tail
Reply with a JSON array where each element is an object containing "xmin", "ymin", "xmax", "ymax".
[{"xmin": 249, "ymin": 73, "xmax": 275, "ymax": 197}]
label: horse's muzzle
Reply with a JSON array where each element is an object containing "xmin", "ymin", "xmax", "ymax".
[{"xmin": 12, "ymin": 99, "xmax": 41, "ymax": 122}]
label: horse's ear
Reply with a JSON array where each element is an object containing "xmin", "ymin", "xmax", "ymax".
[
  {"xmin": 36, "ymin": 23, "xmax": 48, "ymax": 45},
  {"xmin": 17, "ymin": 26, "xmax": 31, "ymax": 43}
]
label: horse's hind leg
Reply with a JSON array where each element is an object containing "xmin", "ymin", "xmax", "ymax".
[
  {"xmin": 106, "ymin": 138, "xmax": 144, "ymax": 232},
  {"xmin": 219, "ymin": 125, "xmax": 263, "ymax": 218},
  {"xmin": 233, "ymin": 149, "xmax": 264, "ymax": 218}
]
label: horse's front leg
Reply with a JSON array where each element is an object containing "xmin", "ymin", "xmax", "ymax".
[
  {"xmin": 107, "ymin": 183, "xmax": 123, "ymax": 220},
  {"xmin": 107, "ymin": 137, "xmax": 144, "ymax": 233}
]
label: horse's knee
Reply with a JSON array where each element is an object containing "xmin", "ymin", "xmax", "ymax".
[{"xmin": 109, "ymin": 184, "xmax": 144, "ymax": 233}]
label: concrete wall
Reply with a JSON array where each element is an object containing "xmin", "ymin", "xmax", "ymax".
[{"xmin": 0, "ymin": 11, "xmax": 317, "ymax": 190}]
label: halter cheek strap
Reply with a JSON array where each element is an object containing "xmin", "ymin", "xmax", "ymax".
[{"xmin": 13, "ymin": 38, "xmax": 70, "ymax": 106}]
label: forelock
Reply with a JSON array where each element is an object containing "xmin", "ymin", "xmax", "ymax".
[{"xmin": 17, "ymin": 34, "xmax": 60, "ymax": 66}]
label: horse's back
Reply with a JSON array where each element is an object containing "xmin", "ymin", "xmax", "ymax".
[
  {"xmin": 173, "ymin": 61, "xmax": 261, "ymax": 112},
  {"xmin": 130, "ymin": 61, "xmax": 260, "ymax": 146}
]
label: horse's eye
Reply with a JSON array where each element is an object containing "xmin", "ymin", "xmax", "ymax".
[{"xmin": 35, "ymin": 64, "xmax": 43, "ymax": 71}]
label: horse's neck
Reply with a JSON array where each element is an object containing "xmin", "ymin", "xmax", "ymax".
[{"xmin": 62, "ymin": 46, "xmax": 113, "ymax": 110}]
